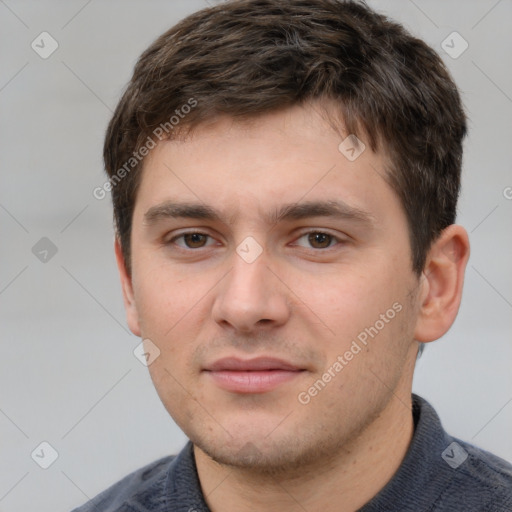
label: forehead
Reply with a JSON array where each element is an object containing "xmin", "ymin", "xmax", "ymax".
[{"xmin": 134, "ymin": 103, "xmax": 399, "ymax": 227}]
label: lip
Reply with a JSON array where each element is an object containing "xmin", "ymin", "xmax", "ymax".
[
  {"xmin": 205, "ymin": 357, "xmax": 302, "ymax": 372},
  {"xmin": 203, "ymin": 357, "xmax": 305, "ymax": 393}
]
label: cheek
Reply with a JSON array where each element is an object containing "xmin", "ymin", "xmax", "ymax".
[
  {"xmin": 297, "ymin": 262, "xmax": 413, "ymax": 361},
  {"xmin": 293, "ymin": 267, "xmax": 391, "ymax": 333},
  {"xmin": 133, "ymin": 263, "xmax": 200, "ymax": 334},
  {"xmin": 135, "ymin": 271, "xmax": 206, "ymax": 418}
]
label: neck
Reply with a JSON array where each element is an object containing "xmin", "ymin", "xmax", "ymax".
[{"xmin": 194, "ymin": 393, "xmax": 414, "ymax": 512}]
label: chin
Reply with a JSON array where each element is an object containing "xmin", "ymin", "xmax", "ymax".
[{"xmin": 189, "ymin": 423, "xmax": 339, "ymax": 476}]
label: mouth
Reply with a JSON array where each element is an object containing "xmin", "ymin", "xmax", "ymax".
[{"xmin": 203, "ymin": 357, "xmax": 306, "ymax": 393}]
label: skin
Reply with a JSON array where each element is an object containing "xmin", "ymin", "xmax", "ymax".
[{"xmin": 115, "ymin": 101, "xmax": 470, "ymax": 511}]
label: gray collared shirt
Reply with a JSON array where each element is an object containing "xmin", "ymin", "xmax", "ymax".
[{"xmin": 71, "ymin": 394, "xmax": 512, "ymax": 511}]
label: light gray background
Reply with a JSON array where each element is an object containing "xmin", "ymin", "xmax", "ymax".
[{"xmin": 0, "ymin": 1, "xmax": 511, "ymax": 510}]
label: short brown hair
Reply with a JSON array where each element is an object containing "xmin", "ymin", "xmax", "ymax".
[{"xmin": 104, "ymin": 0, "xmax": 467, "ymax": 276}]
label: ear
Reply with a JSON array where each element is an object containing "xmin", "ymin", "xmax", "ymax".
[
  {"xmin": 115, "ymin": 237, "xmax": 141, "ymax": 337},
  {"xmin": 414, "ymin": 224, "xmax": 470, "ymax": 343}
]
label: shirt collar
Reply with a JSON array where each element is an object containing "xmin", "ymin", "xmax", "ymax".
[{"xmin": 360, "ymin": 393, "xmax": 455, "ymax": 511}]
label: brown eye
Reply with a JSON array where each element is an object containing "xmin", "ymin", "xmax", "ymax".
[
  {"xmin": 307, "ymin": 232, "xmax": 333, "ymax": 249},
  {"xmin": 183, "ymin": 233, "xmax": 208, "ymax": 248}
]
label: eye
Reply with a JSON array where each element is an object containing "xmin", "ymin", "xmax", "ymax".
[
  {"xmin": 294, "ymin": 231, "xmax": 342, "ymax": 250},
  {"xmin": 167, "ymin": 231, "xmax": 216, "ymax": 249}
]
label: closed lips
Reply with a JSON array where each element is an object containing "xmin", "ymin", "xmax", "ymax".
[{"xmin": 204, "ymin": 357, "xmax": 303, "ymax": 372}]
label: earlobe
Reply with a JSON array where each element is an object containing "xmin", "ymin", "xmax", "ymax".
[
  {"xmin": 414, "ymin": 225, "xmax": 470, "ymax": 343},
  {"xmin": 114, "ymin": 238, "xmax": 141, "ymax": 336}
]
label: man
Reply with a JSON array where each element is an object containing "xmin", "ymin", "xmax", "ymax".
[{"xmin": 74, "ymin": 0, "xmax": 512, "ymax": 510}]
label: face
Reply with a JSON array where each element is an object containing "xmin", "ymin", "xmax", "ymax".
[{"xmin": 120, "ymin": 102, "xmax": 423, "ymax": 472}]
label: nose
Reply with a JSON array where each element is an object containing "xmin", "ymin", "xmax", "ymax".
[{"xmin": 211, "ymin": 246, "xmax": 291, "ymax": 334}]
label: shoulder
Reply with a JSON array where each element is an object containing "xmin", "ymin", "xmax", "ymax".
[
  {"xmin": 434, "ymin": 438, "xmax": 512, "ymax": 511},
  {"xmin": 70, "ymin": 454, "xmax": 175, "ymax": 512}
]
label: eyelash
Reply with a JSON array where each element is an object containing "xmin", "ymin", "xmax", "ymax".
[{"xmin": 165, "ymin": 229, "xmax": 344, "ymax": 252}]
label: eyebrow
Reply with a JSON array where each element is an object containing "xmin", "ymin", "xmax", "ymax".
[{"xmin": 143, "ymin": 199, "xmax": 375, "ymax": 227}]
